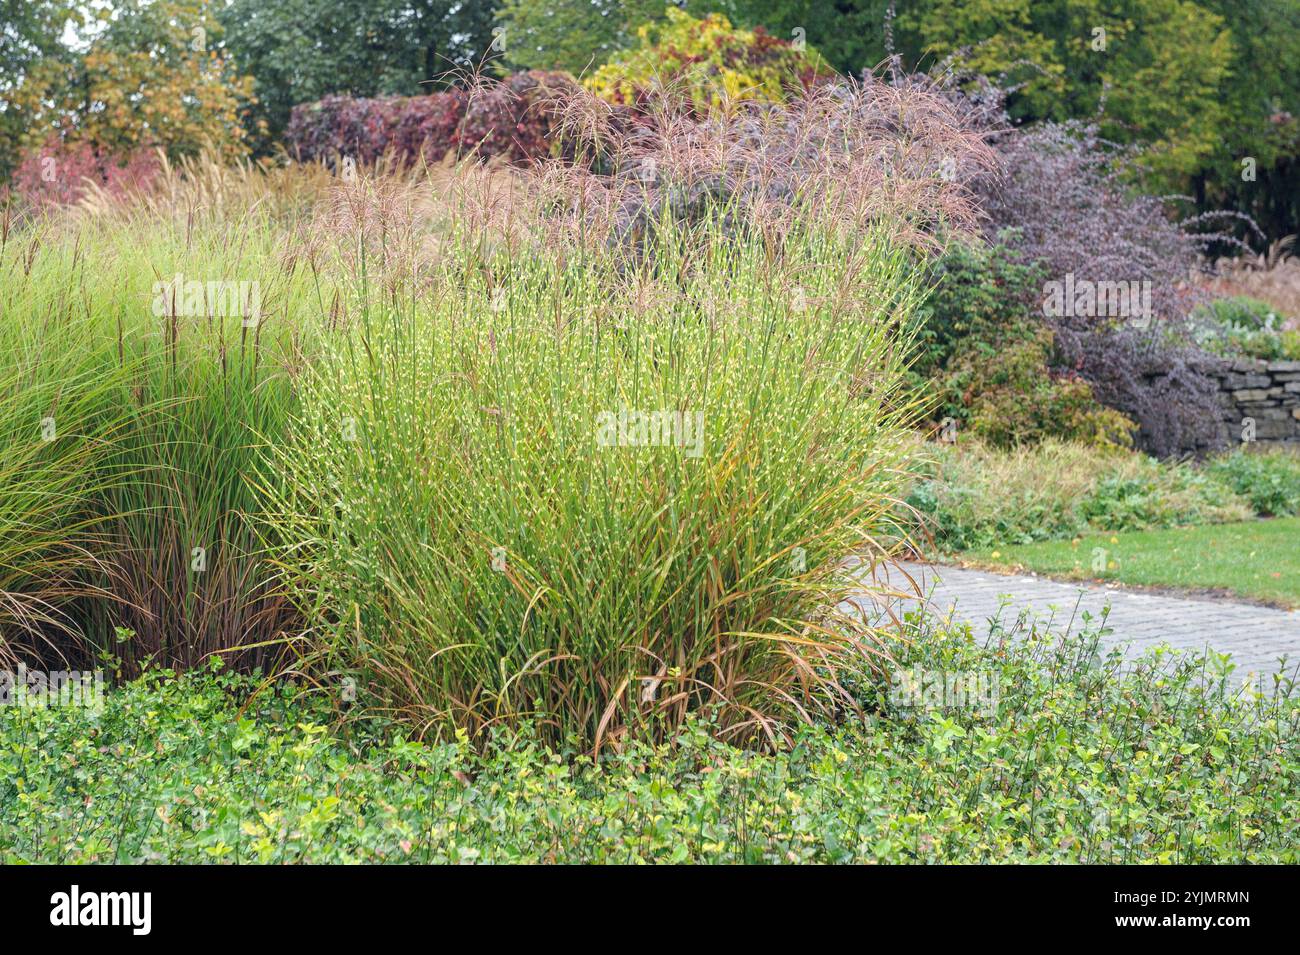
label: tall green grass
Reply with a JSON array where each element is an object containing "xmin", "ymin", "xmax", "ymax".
[
  {"xmin": 2, "ymin": 156, "xmax": 936, "ymax": 750},
  {"xmin": 0, "ymin": 266, "xmax": 121, "ymax": 661},
  {"xmin": 265, "ymin": 208, "xmax": 926, "ymax": 749},
  {"xmin": 0, "ymin": 206, "xmax": 322, "ymax": 670}
]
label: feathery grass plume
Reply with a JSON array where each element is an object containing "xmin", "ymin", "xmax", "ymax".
[{"xmin": 538, "ymin": 75, "xmax": 996, "ymax": 259}]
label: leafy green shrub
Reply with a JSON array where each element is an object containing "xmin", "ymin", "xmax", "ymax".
[
  {"xmin": 952, "ymin": 329, "xmax": 1135, "ymax": 451},
  {"xmin": 911, "ymin": 237, "xmax": 1045, "ymax": 388},
  {"xmin": 1211, "ymin": 327, "xmax": 1300, "ymax": 362},
  {"xmin": 1195, "ymin": 296, "xmax": 1300, "ymax": 360},
  {"xmin": 1206, "ymin": 448, "xmax": 1300, "ymax": 517},
  {"xmin": 5, "ymin": 617, "xmax": 1296, "ymax": 863},
  {"xmin": 914, "ymin": 239, "xmax": 1134, "ymax": 450},
  {"xmin": 584, "ymin": 9, "xmax": 827, "ymax": 111},
  {"xmin": 1078, "ymin": 467, "xmax": 1249, "ymax": 531},
  {"xmin": 1199, "ymin": 295, "xmax": 1283, "ymax": 333}
]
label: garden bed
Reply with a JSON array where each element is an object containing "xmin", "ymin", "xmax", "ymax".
[{"xmin": 5, "ymin": 617, "xmax": 1296, "ymax": 864}]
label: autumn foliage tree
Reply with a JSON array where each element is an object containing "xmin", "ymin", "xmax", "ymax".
[
  {"xmin": 584, "ymin": 8, "xmax": 830, "ymax": 111},
  {"xmin": 9, "ymin": 0, "xmax": 256, "ymax": 166}
]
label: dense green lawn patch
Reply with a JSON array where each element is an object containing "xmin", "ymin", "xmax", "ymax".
[
  {"xmin": 5, "ymin": 618, "xmax": 1297, "ymax": 863},
  {"xmin": 961, "ymin": 518, "xmax": 1300, "ymax": 608}
]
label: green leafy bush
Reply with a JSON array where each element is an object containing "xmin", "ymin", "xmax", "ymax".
[
  {"xmin": 914, "ymin": 239, "xmax": 1135, "ymax": 450},
  {"xmin": 910, "ymin": 236, "xmax": 1044, "ymax": 389},
  {"xmin": 5, "ymin": 617, "xmax": 1296, "ymax": 863},
  {"xmin": 1077, "ymin": 467, "xmax": 1249, "ymax": 531},
  {"xmin": 952, "ymin": 330, "xmax": 1136, "ymax": 451},
  {"xmin": 1195, "ymin": 296, "xmax": 1300, "ymax": 361},
  {"xmin": 1206, "ymin": 448, "xmax": 1300, "ymax": 517},
  {"xmin": 1200, "ymin": 295, "xmax": 1284, "ymax": 333}
]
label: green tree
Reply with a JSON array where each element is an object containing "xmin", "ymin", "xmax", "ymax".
[
  {"xmin": 218, "ymin": 0, "xmax": 499, "ymax": 152},
  {"xmin": 908, "ymin": 0, "xmax": 1234, "ymax": 184},
  {"xmin": 493, "ymin": 0, "xmax": 669, "ymax": 75},
  {"xmin": 913, "ymin": 0, "xmax": 1064, "ymax": 105},
  {"xmin": 1191, "ymin": 0, "xmax": 1300, "ymax": 239},
  {"xmin": 721, "ymin": 0, "xmax": 893, "ymax": 75}
]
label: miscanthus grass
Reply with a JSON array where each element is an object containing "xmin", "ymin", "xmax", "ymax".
[
  {"xmin": 0, "ymin": 203, "xmax": 322, "ymax": 670},
  {"xmin": 264, "ymin": 203, "xmax": 928, "ymax": 750},
  {"xmin": 3, "ymin": 118, "xmax": 962, "ymax": 746}
]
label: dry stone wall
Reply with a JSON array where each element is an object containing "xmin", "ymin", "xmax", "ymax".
[{"xmin": 1209, "ymin": 358, "xmax": 1300, "ymax": 447}]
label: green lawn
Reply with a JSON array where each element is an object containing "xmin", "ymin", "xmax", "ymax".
[{"xmin": 961, "ymin": 517, "xmax": 1300, "ymax": 608}]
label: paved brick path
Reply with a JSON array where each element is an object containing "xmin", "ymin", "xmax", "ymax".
[{"xmin": 863, "ymin": 561, "xmax": 1300, "ymax": 684}]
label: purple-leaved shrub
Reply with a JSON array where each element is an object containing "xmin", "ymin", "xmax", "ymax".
[
  {"xmin": 893, "ymin": 66, "xmax": 1248, "ymax": 456},
  {"xmin": 975, "ymin": 121, "xmax": 1228, "ymax": 456}
]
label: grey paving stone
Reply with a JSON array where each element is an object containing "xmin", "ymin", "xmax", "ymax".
[{"xmin": 858, "ymin": 561, "xmax": 1300, "ymax": 685}]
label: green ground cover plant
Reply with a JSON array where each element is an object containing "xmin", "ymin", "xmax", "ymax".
[
  {"xmin": 4, "ymin": 615, "xmax": 1295, "ymax": 863},
  {"xmin": 960, "ymin": 517, "xmax": 1300, "ymax": 608},
  {"xmin": 1205, "ymin": 447, "xmax": 1300, "ymax": 516}
]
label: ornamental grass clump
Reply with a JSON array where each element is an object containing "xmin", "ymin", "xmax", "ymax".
[
  {"xmin": 0, "ymin": 190, "xmax": 323, "ymax": 672},
  {"xmin": 257, "ymin": 79, "xmax": 990, "ymax": 750},
  {"xmin": 1, "ymin": 79, "xmax": 988, "ymax": 745},
  {"xmin": 265, "ymin": 202, "xmax": 928, "ymax": 751}
]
